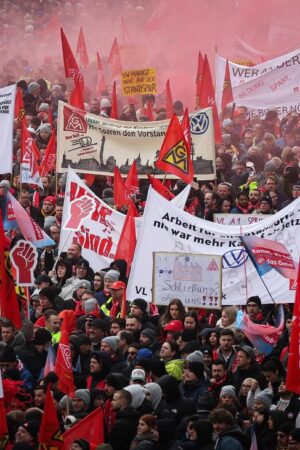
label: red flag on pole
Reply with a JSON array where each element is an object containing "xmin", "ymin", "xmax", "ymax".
[
  {"xmin": 286, "ymin": 263, "xmax": 300, "ymax": 395},
  {"xmin": 0, "ymin": 212, "xmax": 22, "ymax": 329},
  {"xmin": 110, "ymin": 81, "xmax": 118, "ymax": 119},
  {"xmin": 199, "ymin": 54, "xmax": 222, "ymax": 144},
  {"xmin": 181, "ymin": 108, "xmax": 192, "ymax": 154},
  {"xmin": 96, "ymin": 52, "xmax": 107, "ymax": 97},
  {"xmin": 113, "ymin": 166, "xmax": 127, "ymax": 208},
  {"xmin": 221, "ymin": 59, "xmax": 234, "ymax": 113},
  {"xmin": 62, "ymin": 408, "xmax": 104, "ymax": 448},
  {"xmin": 155, "ymin": 114, "xmax": 194, "ymax": 184},
  {"xmin": 38, "ymin": 385, "xmax": 63, "ymax": 448},
  {"xmin": 108, "ymin": 38, "xmax": 122, "ymax": 80},
  {"xmin": 195, "ymin": 51, "xmax": 204, "ymax": 109},
  {"xmin": 40, "ymin": 132, "xmax": 56, "ymax": 176},
  {"xmin": 147, "ymin": 174, "xmax": 175, "ymax": 200},
  {"xmin": 14, "ymin": 87, "xmax": 25, "ymax": 122},
  {"xmin": 55, "ymin": 319, "xmax": 75, "ymax": 395},
  {"xmin": 125, "ymin": 160, "xmax": 139, "ymax": 197},
  {"xmin": 61, "ymin": 27, "xmax": 84, "ymax": 90},
  {"xmin": 165, "ymin": 79, "xmax": 173, "ymax": 119},
  {"xmin": 21, "ymin": 120, "xmax": 43, "ymax": 188},
  {"xmin": 115, "ymin": 202, "xmax": 137, "ymax": 276},
  {"xmin": 76, "ymin": 26, "xmax": 89, "ymax": 67},
  {"xmin": 0, "ymin": 371, "xmax": 11, "ymax": 449},
  {"xmin": 69, "ymin": 76, "xmax": 85, "ymax": 111}
]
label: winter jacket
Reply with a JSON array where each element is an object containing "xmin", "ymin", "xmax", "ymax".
[
  {"xmin": 109, "ymin": 406, "xmax": 139, "ymax": 450},
  {"xmin": 130, "ymin": 431, "xmax": 158, "ymax": 450},
  {"xmin": 164, "ymin": 359, "xmax": 184, "ymax": 381},
  {"xmin": 215, "ymin": 425, "xmax": 249, "ymax": 450}
]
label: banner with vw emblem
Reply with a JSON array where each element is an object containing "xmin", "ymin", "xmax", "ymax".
[
  {"xmin": 57, "ymin": 101, "xmax": 215, "ymax": 180},
  {"xmin": 127, "ymin": 186, "xmax": 300, "ymax": 306}
]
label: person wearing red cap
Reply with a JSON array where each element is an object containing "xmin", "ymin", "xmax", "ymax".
[
  {"xmin": 163, "ymin": 320, "xmax": 184, "ymax": 342},
  {"xmin": 100, "ymin": 281, "xmax": 127, "ymax": 318},
  {"xmin": 41, "ymin": 195, "xmax": 56, "ymax": 218}
]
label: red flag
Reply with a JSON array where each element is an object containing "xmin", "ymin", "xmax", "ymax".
[
  {"xmin": 62, "ymin": 408, "xmax": 104, "ymax": 448},
  {"xmin": 38, "ymin": 385, "xmax": 63, "ymax": 448},
  {"xmin": 115, "ymin": 202, "xmax": 137, "ymax": 276},
  {"xmin": 96, "ymin": 52, "xmax": 107, "ymax": 97},
  {"xmin": 110, "ymin": 81, "xmax": 118, "ymax": 119},
  {"xmin": 199, "ymin": 54, "xmax": 222, "ymax": 144},
  {"xmin": 55, "ymin": 319, "xmax": 75, "ymax": 395},
  {"xmin": 0, "ymin": 212, "xmax": 22, "ymax": 329},
  {"xmin": 21, "ymin": 120, "xmax": 43, "ymax": 188},
  {"xmin": 61, "ymin": 28, "xmax": 84, "ymax": 90},
  {"xmin": 221, "ymin": 59, "xmax": 234, "ymax": 113},
  {"xmin": 76, "ymin": 26, "xmax": 89, "ymax": 67},
  {"xmin": 0, "ymin": 371, "xmax": 11, "ymax": 449},
  {"xmin": 69, "ymin": 76, "xmax": 85, "ymax": 111},
  {"xmin": 195, "ymin": 51, "xmax": 204, "ymax": 109},
  {"xmin": 181, "ymin": 108, "xmax": 192, "ymax": 153},
  {"xmin": 287, "ymin": 263, "xmax": 300, "ymax": 395},
  {"xmin": 40, "ymin": 132, "xmax": 56, "ymax": 176},
  {"xmin": 165, "ymin": 79, "xmax": 173, "ymax": 119},
  {"xmin": 108, "ymin": 38, "xmax": 122, "ymax": 80},
  {"xmin": 125, "ymin": 160, "xmax": 139, "ymax": 197},
  {"xmin": 113, "ymin": 166, "xmax": 127, "ymax": 208},
  {"xmin": 14, "ymin": 87, "xmax": 25, "ymax": 121},
  {"xmin": 147, "ymin": 174, "xmax": 175, "ymax": 200},
  {"xmin": 155, "ymin": 114, "xmax": 194, "ymax": 184}
]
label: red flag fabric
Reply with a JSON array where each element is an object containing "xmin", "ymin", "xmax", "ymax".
[
  {"xmin": 55, "ymin": 320, "xmax": 75, "ymax": 395},
  {"xmin": 14, "ymin": 87, "xmax": 25, "ymax": 121},
  {"xmin": 38, "ymin": 385, "xmax": 63, "ymax": 448},
  {"xmin": 21, "ymin": 120, "xmax": 43, "ymax": 188},
  {"xmin": 125, "ymin": 160, "xmax": 139, "ymax": 197},
  {"xmin": 144, "ymin": 98, "xmax": 155, "ymax": 121},
  {"xmin": 0, "ymin": 371, "xmax": 11, "ymax": 450},
  {"xmin": 113, "ymin": 166, "xmax": 127, "ymax": 208},
  {"xmin": 115, "ymin": 202, "xmax": 137, "ymax": 276},
  {"xmin": 0, "ymin": 212, "xmax": 22, "ymax": 329},
  {"xmin": 61, "ymin": 28, "xmax": 84, "ymax": 90},
  {"xmin": 147, "ymin": 174, "xmax": 174, "ymax": 200},
  {"xmin": 221, "ymin": 59, "xmax": 234, "ymax": 113},
  {"xmin": 40, "ymin": 132, "xmax": 56, "ymax": 176},
  {"xmin": 62, "ymin": 407, "xmax": 104, "ymax": 448},
  {"xmin": 287, "ymin": 263, "xmax": 300, "ymax": 395},
  {"xmin": 70, "ymin": 76, "xmax": 85, "ymax": 111},
  {"xmin": 76, "ymin": 26, "xmax": 89, "ymax": 67},
  {"xmin": 96, "ymin": 52, "xmax": 107, "ymax": 97},
  {"xmin": 199, "ymin": 55, "xmax": 222, "ymax": 144},
  {"xmin": 110, "ymin": 81, "xmax": 118, "ymax": 119},
  {"xmin": 181, "ymin": 108, "xmax": 192, "ymax": 153},
  {"xmin": 165, "ymin": 79, "xmax": 173, "ymax": 119},
  {"xmin": 155, "ymin": 114, "xmax": 194, "ymax": 184},
  {"xmin": 108, "ymin": 38, "xmax": 122, "ymax": 80},
  {"xmin": 195, "ymin": 51, "xmax": 204, "ymax": 109}
]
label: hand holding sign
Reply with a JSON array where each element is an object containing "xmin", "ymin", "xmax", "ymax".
[
  {"xmin": 10, "ymin": 240, "xmax": 38, "ymax": 285},
  {"xmin": 64, "ymin": 195, "xmax": 95, "ymax": 230}
]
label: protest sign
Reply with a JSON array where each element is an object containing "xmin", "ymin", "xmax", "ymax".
[
  {"xmin": 10, "ymin": 240, "xmax": 38, "ymax": 286},
  {"xmin": 56, "ymin": 102, "xmax": 215, "ymax": 180},
  {"xmin": 214, "ymin": 214, "xmax": 270, "ymax": 226},
  {"xmin": 127, "ymin": 187, "xmax": 300, "ymax": 305},
  {"xmin": 153, "ymin": 252, "xmax": 222, "ymax": 309},
  {"xmin": 0, "ymin": 84, "xmax": 16, "ymax": 174},
  {"xmin": 215, "ymin": 48, "xmax": 300, "ymax": 116},
  {"xmin": 121, "ymin": 68, "xmax": 157, "ymax": 96},
  {"xmin": 59, "ymin": 170, "xmax": 190, "ymax": 271}
]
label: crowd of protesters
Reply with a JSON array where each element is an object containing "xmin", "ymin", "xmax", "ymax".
[{"xmin": 2, "ymin": 3, "xmax": 300, "ymax": 449}]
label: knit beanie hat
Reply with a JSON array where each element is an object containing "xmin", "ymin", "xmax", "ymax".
[
  {"xmin": 19, "ymin": 420, "xmax": 40, "ymax": 439},
  {"xmin": 140, "ymin": 328, "xmax": 156, "ymax": 340},
  {"xmin": 74, "ymin": 389, "xmax": 90, "ymax": 406},
  {"xmin": 105, "ymin": 373, "xmax": 129, "ymax": 390},
  {"xmin": 131, "ymin": 298, "xmax": 148, "ymax": 312},
  {"xmin": 73, "ymin": 439, "xmax": 90, "ymax": 450},
  {"xmin": 104, "ymin": 270, "xmax": 120, "ymax": 281},
  {"xmin": 185, "ymin": 361, "xmax": 205, "ymax": 380},
  {"xmin": 220, "ymin": 385, "xmax": 236, "ymax": 399},
  {"xmin": 101, "ymin": 336, "xmax": 120, "ymax": 352},
  {"xmin": 254, "ymin": 388, "xmax": 273, "ymax": 408},
  {"xmin": 246, "ymin": 296, "xmax": 262, "ymax": 307},
  {"xmin": 186, "ymin": 350, "xmax": 204, "ymax": 364}
]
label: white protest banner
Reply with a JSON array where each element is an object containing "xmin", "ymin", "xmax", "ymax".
[
  {"xmin": 56, "ymin": 102, "xmax": 215, "ymax": 180},
  {"xmin": 0, "ymin": 84, "xmax": 16, "ymax": 174},
  {"xmin": 10, "ymin": 240, "xmax": 38, "ymax": 286},
  {"xmin": 215, "ymin": 48, "xmax": 300, "ymax": 116},
  {"xmin": 59, "ymin": 170, "xmax": 190, "ymax": 271},
  {"xmin": 153, "ymin": 252, "xmax": 222, "ymax": 309},
  {"xmin": 214, "ymin": 214, "xmax": 270, "ymax": 226},
  {"xmin": 127, "ymin": 187, "xmax": 300, "ymax": 305}
]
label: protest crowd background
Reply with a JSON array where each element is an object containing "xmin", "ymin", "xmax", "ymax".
[{"xmin": 2, "ymin": 1, "xmax": 300, "ymax": 449}]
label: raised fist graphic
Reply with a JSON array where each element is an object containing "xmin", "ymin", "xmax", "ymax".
[
  {"xmin": 64, "ymin": 195, "xmax": 95, "ymax": 230},
  {"xmin": 10, "ymin": 240, "xmax": 38, "ymax": 285}
]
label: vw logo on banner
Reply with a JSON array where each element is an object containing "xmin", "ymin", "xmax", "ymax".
[
  {"xmin": 222, "ymin": 249, "xmax": 249, "ymax": 269},
  {"xmin": 190, "ymin": 112, "xmax": 209, "ymax": 135}
]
